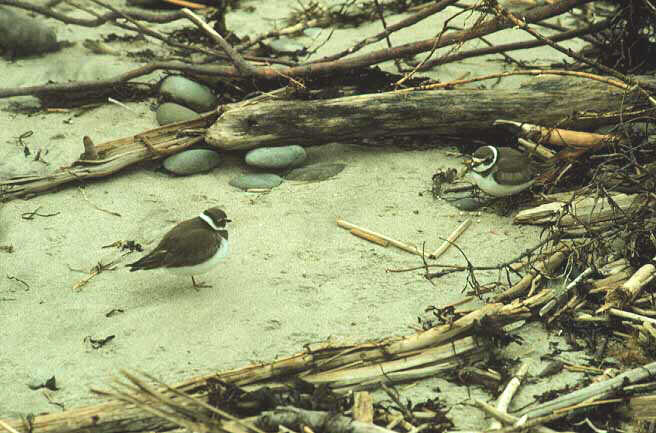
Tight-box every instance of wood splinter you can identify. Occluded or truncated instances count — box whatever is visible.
[82,136,98,160]
[336,218,422,256]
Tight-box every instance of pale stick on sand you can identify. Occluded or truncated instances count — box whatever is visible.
[429,218,472,259]
[350,228,390,247]
[336,218,422,256]
[488,361,531,430]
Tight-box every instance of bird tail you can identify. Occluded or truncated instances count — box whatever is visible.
[126,253,161,271]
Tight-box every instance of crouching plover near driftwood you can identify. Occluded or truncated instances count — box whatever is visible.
[465,146,536,197]
[127,207,231,289]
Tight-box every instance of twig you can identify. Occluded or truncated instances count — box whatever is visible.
[417,18,611,70]
[179,8,257,77]
[491,1,656,106]
[107,97,137,114]
[0,0,190,26]
[315,0,458,63]
[539,267,593,318]
[79,188,122,217]
[429,218,472,259]
[403,69,631,93]
[0,0,593,100]
[492,247,569,303]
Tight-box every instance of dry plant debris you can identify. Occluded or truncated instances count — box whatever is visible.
[0,1,655,433]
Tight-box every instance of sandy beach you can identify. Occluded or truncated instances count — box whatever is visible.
[0,1,591,428]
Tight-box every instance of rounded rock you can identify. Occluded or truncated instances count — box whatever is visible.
[159,76,217,112]
[156,103,200,125]
[229,173,283,190]
[0,7,58,57]
[451,197,493,211]
[162,149,221,176]
[245,145,307,169]
[285,163,346,182]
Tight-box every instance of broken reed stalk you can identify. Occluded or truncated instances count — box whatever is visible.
[429,218,472,259]
[517,361,656,418]
[488,361,530,430]
[351,228,390,247]
[0,294,549,433]
[517,137,555,160]
[601,257,656,311]
[607,308,656,326]
[352,392,374,423]
[336,218,422,256]
[475,400,558,433]
[513,193,640,226]
[494,120,621,149]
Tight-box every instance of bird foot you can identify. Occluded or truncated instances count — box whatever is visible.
[191,277,212,290]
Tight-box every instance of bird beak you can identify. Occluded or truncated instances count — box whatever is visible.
[225,219,232,223]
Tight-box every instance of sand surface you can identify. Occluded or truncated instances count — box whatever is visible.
[1,1,591,428]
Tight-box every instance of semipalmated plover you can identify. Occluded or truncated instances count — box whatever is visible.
[465,146,535,197]
[127,207,230,288]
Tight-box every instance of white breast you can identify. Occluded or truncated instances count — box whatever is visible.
[167,238,229,276]
[467,172,534,197]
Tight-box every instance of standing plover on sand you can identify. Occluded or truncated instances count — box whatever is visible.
[127,207,230,289]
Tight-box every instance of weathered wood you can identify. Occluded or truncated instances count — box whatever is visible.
[0,294,549,433]
[518,361,656,418]
[205,76,656,150]
[0,112,218,201]
[257,407,396,433]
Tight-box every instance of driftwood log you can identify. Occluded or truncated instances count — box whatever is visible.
[0,112,218,201]
[206,75,656,150]
[2,76,654,201]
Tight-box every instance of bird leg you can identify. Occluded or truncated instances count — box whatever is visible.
[191,276,212,290]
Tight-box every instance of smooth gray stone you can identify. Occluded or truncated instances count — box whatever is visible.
[451,196,494,211]
[229,173,283,190]
[156,103,200,125]
[162,149,221,176]
[285,163,346,181]
[159,76,217,112]
[269,37,306,54]
[0,7,58,57]
[245,145,306,169]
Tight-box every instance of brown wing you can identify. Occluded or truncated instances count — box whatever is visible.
[128,219,220,270]
[492,148,535,185]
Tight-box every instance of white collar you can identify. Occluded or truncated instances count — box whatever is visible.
[199,213,220,231]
